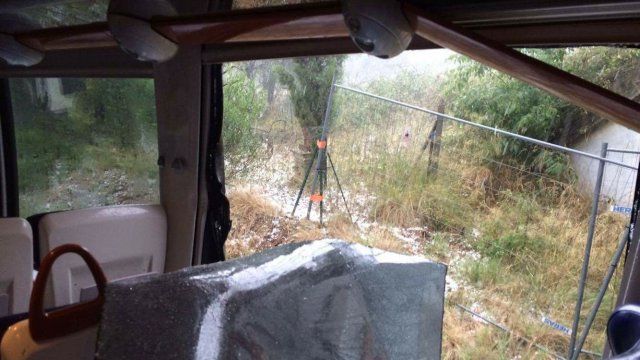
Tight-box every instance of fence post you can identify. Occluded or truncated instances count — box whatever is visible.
[571,227,629,360]
[568,142,608,358]
[427,101,445,175]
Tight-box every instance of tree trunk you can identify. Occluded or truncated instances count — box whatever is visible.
[266,75,277,104]
[301,126,314,154]
[559,112,575,146]
[428,100,445,175]
[296,126,327,185]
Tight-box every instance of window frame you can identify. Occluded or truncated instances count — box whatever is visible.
[0,78,19,218]
[0,1,233,272]
[0,55,217,272]
[7,76,162,218]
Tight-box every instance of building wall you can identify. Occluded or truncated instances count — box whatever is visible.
[571,122,640,208]
[34,78,74,114]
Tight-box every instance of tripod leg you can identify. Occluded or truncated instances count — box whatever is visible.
[291,147,318,217]
[306,173,319,220]
[327,152,353,223]
[319,170,325,226]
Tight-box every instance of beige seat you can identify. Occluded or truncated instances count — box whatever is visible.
[37,205,166,307]
[2,243,104,360]
[1,319,97,360]
[0,218,33,316]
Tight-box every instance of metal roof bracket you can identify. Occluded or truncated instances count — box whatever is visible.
[405,3,640,132]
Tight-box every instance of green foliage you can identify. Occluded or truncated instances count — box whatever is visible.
[560,47,640,98]
[335,69,437,131]
[223,66,266,159]
[277,56,345,131]
[11,79,84,191]
[477,231,544,262]
[365,70,438,107]
[472,192,551,276]
[13,78,156,190]
[15,113,79,191]
[443,50,568,176]
[10,78,158,215]
[369,153,473,230]
[20,0,106,27]
[73,78,155,148]
[463,257,504,286]
[442,47,640,177]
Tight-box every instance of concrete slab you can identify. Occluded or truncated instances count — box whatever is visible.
[97,239,446,360]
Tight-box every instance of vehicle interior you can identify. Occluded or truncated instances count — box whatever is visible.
[1,0,640,359]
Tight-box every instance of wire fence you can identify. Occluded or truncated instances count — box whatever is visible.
[223,68,635,358]
[328,85,632,358]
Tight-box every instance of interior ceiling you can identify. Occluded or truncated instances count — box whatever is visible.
[1,0,640,75]
[1,0,640,28]
[415,0,640,25]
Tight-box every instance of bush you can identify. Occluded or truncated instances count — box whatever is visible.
[223,67,266,162]
[441,48,640,178]
[370,155,473,231]
[463,258,504,286]
[73,78,155,148]
[476,231,545,262]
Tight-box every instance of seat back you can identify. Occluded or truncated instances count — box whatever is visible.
[0,218,33,316]
[1,244,104,360]
[37,205,166,307]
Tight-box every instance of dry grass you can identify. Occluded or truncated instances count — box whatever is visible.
[225,187,293,259]
[225,124,628,358]
[226,168,627,357]
[225,188,412,259]
[452,183,627,356]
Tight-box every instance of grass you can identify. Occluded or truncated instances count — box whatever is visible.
[18,139,159,217]
[333,119,627,355]
[450,187,625,356]
[224,136,627,357]
[225,187,411,259]
[221,80,628,358]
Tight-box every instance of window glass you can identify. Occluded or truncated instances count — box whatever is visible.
[10,78,159,217]
[10,0,107,30]
[221,47,639,357]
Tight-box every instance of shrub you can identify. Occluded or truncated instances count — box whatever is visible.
[223,67,266,163]
[476,231,545,263]
[463,258,504,286]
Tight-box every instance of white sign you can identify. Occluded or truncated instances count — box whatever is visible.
[611,205,633,215]
[541,316,572,335]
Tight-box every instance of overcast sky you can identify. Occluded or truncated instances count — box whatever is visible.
[343,49,456,86]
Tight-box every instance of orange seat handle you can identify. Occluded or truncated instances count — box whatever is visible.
[29,244,106,341]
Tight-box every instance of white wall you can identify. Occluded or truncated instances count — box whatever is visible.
[34,78,73,114]
[571,122,640,208]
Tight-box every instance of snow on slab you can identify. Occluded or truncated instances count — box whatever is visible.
[345,240,434,264]
[195,239,435,359]
[196,240,335,359]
